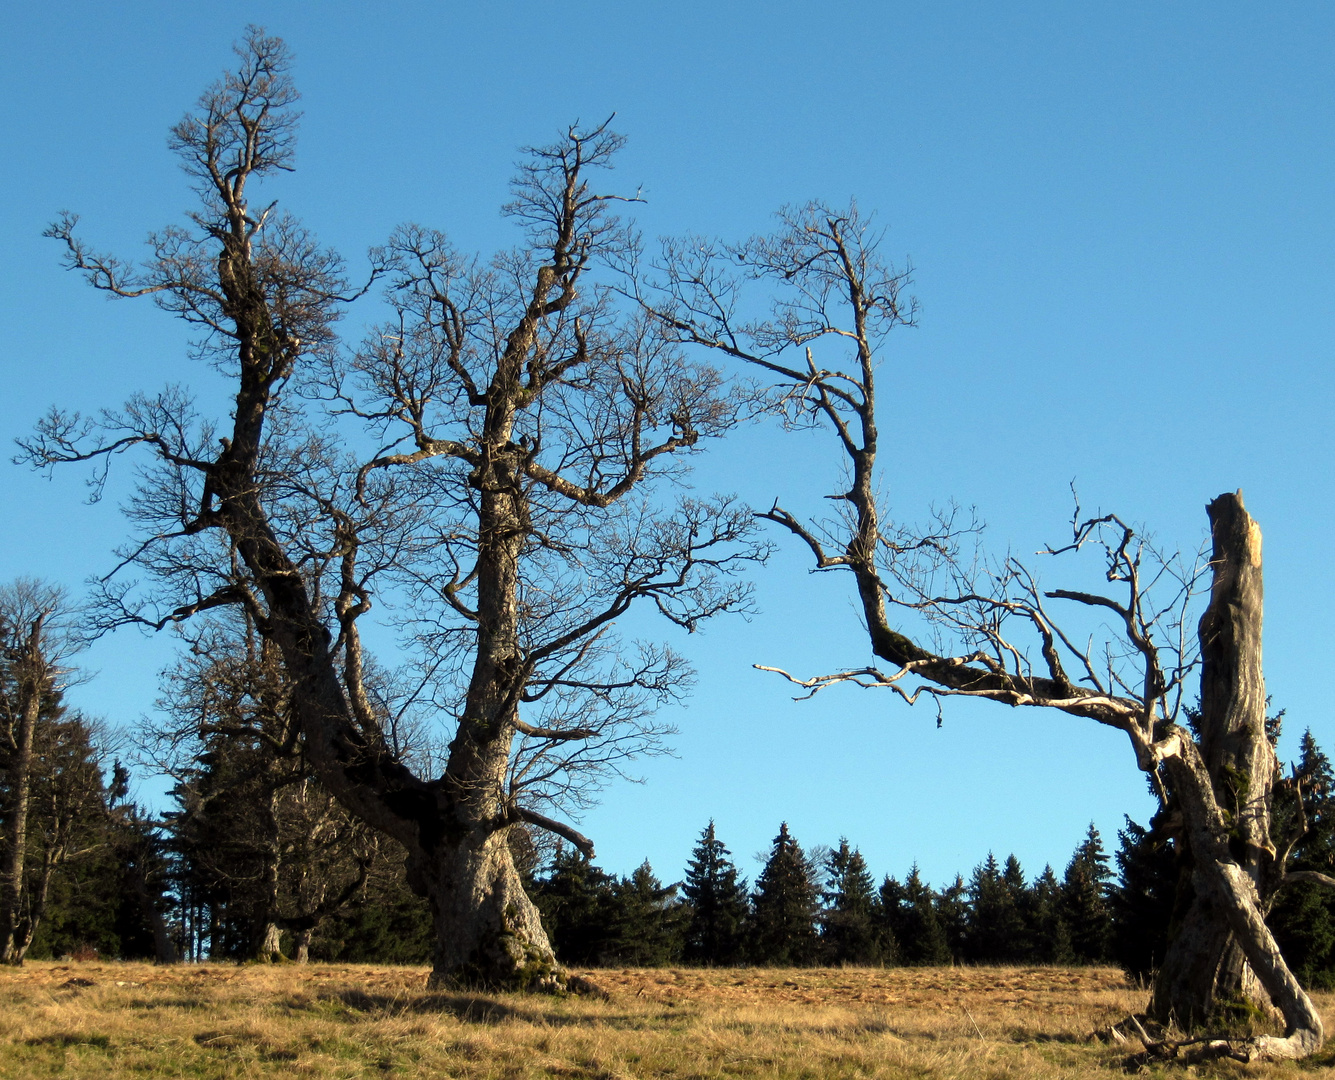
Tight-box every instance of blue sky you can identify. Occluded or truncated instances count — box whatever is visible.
[3,2,1334,889]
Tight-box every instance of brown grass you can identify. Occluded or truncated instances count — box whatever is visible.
[0,961,1332,1078]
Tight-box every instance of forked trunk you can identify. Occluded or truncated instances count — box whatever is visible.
[1152,889,1261,1027]
[419,826,559,990]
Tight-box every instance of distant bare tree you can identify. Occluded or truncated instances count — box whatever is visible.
[0,580,101,964]
[26,29,764,987]
[645,201,1325,1061]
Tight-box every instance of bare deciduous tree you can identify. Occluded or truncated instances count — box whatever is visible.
[644,200,1325,1061]
[26,29,763,988]
[0,579,99,964]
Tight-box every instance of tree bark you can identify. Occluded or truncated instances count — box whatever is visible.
[293,928,312,964]
[123,842,178,964]
[1153,888,1260,1027]
[417,826,559,990]
[259,922,284,961]
[1146,493,1321,1059]
[1151,493,1276,1027]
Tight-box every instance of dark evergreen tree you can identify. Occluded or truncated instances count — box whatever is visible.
[749,823,820,965]
[531,847,618,964]
[880,866,947,965]
[309,860,434,963]
[937,874,970,963]
[820,838,882,964]
[1025,864,1074,965]
[681,821,748,965]
[604,861,687,966]
[1,706,117,961]
[1062,824,1113,964]
[1109,817,1176,981]
[1270,730,1335,988]
[965,853,1026,963]
[158,622,394,961]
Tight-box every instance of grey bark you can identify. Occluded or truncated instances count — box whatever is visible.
[293,928,312,964]
[1152,494,1275,1028]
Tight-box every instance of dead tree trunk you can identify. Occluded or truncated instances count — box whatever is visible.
[1152,493,1276,1027]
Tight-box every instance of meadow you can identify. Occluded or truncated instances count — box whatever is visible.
[2,962,1334,1078]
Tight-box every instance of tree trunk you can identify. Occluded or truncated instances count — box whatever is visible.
[1153,889,1261,1027]
[418,825,559,990]
[125,849,178,964]
[259,922,284,962]
[293,928,312,964]
[1148,493,1322,1059]
[1152,493,1276,1027]
[0,617,45,965]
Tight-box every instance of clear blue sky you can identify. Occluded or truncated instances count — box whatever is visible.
[3,2,1334,889]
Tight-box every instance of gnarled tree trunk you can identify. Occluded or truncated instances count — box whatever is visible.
[416,827,558,989]
[1148,493,1321,1059]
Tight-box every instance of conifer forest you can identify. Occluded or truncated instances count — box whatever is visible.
[6,16,1335,1074]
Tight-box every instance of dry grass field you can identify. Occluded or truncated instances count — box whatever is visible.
[0,961,1332,1079]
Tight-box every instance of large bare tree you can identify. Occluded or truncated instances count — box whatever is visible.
[644,200,1327,1061]
[26,29,762,987]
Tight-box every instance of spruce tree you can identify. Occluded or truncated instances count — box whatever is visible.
[936,874,970,963]
[1062,824,1113,963]
[749,823,819,965]
[881,866,948,965]
[821,838,881,964]
[531,847,617,965]
[1025,864,1074,965]
[605,861,687,966]
[965,853,1027,963]
[681,821,748,965]
[1109,817,1176,981]
[1270,730,1335,987]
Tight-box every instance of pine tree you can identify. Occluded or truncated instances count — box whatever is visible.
[936,874,970,963]
[530,847,618,965]
[1270,730,1335,987]
[681,821,748,965]
[1025,864,1074,965]
[965,853,1027,963]
[1062,824,1113,963]
[881,866,948,965]
[821,838,882,964]
[749,823,819,965]
[604,861,687,966]
[1109,817,1176,981]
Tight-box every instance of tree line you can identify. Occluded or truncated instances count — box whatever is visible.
[6,609,1335,989]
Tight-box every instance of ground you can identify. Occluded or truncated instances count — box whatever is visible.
[0,962,1332,1078]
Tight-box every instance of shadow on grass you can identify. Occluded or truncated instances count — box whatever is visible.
[25,1033,111,1049]
[316,989,667,1030]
